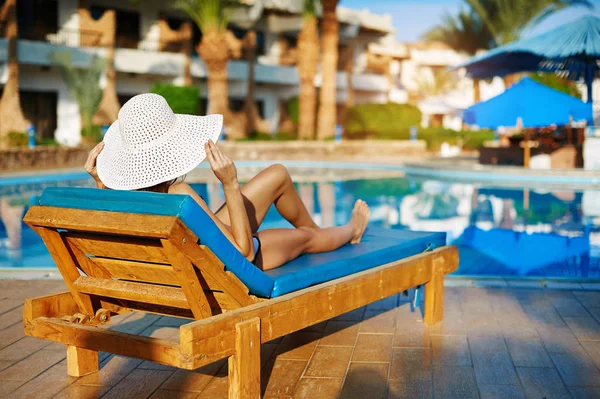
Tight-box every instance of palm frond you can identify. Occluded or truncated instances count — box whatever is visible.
[174,0,245,33]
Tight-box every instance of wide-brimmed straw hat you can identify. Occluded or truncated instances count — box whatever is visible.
[97,93,223,190]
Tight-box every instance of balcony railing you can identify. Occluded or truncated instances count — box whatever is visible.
[19,28,103,47]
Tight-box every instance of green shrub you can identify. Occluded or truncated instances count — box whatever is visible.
[287,97,299,125]
[81,125,103,144]
[7,131,28,147]
[416,128,494,151]
[344,103,422,140]
[236,131,296,141]
[150,83,201,115]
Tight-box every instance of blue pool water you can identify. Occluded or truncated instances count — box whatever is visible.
[1,168,598,280]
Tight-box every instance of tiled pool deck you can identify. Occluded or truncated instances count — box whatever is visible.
[0,280,599,398]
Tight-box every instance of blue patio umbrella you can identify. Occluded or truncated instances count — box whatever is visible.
[456,15,600,102]
[463,77,593,129]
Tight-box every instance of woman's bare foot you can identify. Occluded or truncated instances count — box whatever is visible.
[349,200,370,244]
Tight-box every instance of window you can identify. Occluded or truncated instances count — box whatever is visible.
[91,6,140,49]
[17,0,58,41]
[20,91,58,140]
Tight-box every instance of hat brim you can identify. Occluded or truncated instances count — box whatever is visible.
[97,113,223,190]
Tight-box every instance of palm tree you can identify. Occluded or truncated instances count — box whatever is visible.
[49,52,105,143]
[423,8,494,102]
[316,0,340,140]
[414,69,459,99]
[297,0,319,140]
[175,0,236,134]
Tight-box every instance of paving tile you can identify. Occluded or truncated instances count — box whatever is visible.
[431,335,471,366]
[427,313,465,336]
[549,351,600,387]
[569,387,600,399]
[261,343,279,368]
[54,384,111,399]
[102,369,173,399]
[388,348,431,398]
[432,365,479,399]
[320,321,359,346]
[8,362,76,399]
[351,334,392,362]
[293,378,343,399]
[339,362,388,399]
[160,360,224,392]
[149,389,199,399]
[0,348,65,381]
[276,331,321,360]
[304,346,352,378]
[478,384,525,399]
[262,359,307,398]
[360,309,396,334]
[394,306,430,347]
[581,340,600,369]
[333,307,366,321]
[469,335,519,385]
[563,317,600,341]
[536,326,585,354]
[573,292,600,308]
[0,306,23,330]
[198,375,228,399]
[463,314,501,337]
[76,355,142,387]
[506,337,553,367]
[366,294,399,311]
[0,336,50,363]
[516,367,571,399]
[0,360,13,372]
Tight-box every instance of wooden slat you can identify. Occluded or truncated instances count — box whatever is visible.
[228,318,261,398]
[162,239,213,319]
[179,246,458,368]
[24,317,182,367]
[74,276,190,309]
[90,258,180,285]
[69,245,112,278]
[24,206,178,238]
[170,220,255,307]
[424,256,445,324]
[64,233,170,264]
[34,227,96,316]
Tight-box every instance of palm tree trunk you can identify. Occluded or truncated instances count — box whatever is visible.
[243,31,257,136]
[0,0,29,147]
[473,78,480,103]
[198,31,234,135]
[316,0,339,140]
[297,15,319,140]
[91,9,119,127]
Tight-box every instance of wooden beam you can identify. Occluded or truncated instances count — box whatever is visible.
[25,317,182,367]
[179,247,458,368]
[65,233,170,264]
[424,256,444,325]
[23,291,80,322]
[67,346,98,377]
[229,318,261,399]
[34,227,96,316]
[162,239,213,319]
[24,206,178,238]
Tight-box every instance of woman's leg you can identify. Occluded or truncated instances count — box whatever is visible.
[255,201,370,270]
[215,164,318,232]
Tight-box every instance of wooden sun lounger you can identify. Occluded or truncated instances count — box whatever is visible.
[22,188,458,398]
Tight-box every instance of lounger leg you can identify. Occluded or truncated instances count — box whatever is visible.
[424,257,445,325]
[66,345,98,377]
[228,318,261,399]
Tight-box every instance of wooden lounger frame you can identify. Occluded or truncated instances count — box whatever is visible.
[23,206,458,398]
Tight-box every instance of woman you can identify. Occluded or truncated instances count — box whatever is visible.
[86,93,369,271]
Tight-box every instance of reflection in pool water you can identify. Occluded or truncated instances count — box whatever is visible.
[1,171,598,279]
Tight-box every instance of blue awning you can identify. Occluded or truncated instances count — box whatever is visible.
[463,77,592,129]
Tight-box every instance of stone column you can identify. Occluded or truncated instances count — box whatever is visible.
[0,0,30,148]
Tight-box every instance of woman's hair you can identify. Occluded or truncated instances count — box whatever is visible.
[137,175,187,193]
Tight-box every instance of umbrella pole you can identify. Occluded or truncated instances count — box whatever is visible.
[586,62,594,104]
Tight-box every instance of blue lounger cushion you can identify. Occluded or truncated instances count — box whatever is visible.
[37,187,446,298]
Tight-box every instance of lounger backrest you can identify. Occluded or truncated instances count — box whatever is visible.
[23,187,275,319]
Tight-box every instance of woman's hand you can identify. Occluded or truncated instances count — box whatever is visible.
[205,140,238,188]
[85,142,105,189]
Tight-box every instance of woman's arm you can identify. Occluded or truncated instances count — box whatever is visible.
[199,140,254,259]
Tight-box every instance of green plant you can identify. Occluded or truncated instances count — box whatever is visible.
[344,103,422,140]
[236,131,296,141]
[529,72,582,99]
[7,131,28,147]
[150,83,201,115]
[81,125,103,144]
[48,51,105,141]
[36,137,59,146]
[287,97,300,126]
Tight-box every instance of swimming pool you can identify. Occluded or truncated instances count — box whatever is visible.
[1,165,598,281]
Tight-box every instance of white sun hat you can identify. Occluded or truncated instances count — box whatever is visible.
[97,93,223,190]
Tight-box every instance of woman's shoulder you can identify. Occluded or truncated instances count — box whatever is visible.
[168,182,192,194]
